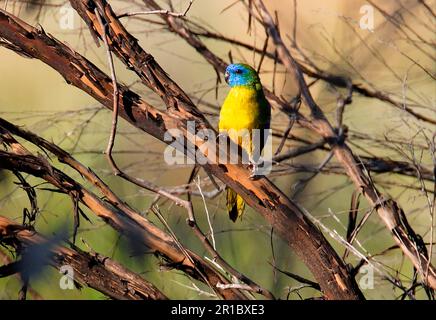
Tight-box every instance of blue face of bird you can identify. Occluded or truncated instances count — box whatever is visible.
[225,63,260,87]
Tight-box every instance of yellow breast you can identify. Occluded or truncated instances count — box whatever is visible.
[218,86,262,132]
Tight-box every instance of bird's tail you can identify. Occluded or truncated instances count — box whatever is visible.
[226,187,245,222]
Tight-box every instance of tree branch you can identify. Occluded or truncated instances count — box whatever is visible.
[0,215,167,300]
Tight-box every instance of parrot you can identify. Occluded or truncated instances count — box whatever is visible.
[219,63,271,222]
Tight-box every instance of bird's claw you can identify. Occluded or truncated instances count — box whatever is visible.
[216,132,228,142]
[248,160,260,180]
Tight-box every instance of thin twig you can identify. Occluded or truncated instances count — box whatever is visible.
[118,0,193,19]
[94,7,120,175]
[195,176,216,250]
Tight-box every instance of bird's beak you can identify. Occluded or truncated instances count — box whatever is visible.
[224,71,230,84]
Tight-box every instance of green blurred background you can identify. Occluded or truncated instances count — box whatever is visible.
[0,0,434,299]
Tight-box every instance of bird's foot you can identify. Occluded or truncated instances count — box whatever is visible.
[216,132,228,143]
[248,160,260,180]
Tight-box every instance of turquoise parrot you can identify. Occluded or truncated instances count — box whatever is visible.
[219,63,271,222]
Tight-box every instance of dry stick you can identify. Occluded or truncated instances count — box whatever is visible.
[253,0,436,290]
[334,83,353,127]
[0,216,168,300]
[428,133,436,284]
[94,7,120,175]
[292,151,334,198]
[419,0,436,18]
[274,119,294,156]
[117,0,193,19]
[195,176,216,250]
[344,207,375,260]
[344,191,361,259]
[256,32,269,74]
[272,138,325,163]
[216,283,257,292]
[292,0,297,43]
[274,96,301,156]
[12,170,38,227]
[270,263,321,292]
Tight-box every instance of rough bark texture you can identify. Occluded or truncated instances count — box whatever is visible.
[0,216,167,300]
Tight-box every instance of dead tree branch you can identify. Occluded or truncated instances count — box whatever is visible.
[0,215,167,300]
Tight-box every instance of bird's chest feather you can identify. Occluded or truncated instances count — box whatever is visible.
[219,86,264,131]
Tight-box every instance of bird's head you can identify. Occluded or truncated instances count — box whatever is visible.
[225,63,260,88]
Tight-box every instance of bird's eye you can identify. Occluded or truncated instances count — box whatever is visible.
[235,69,243,74]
